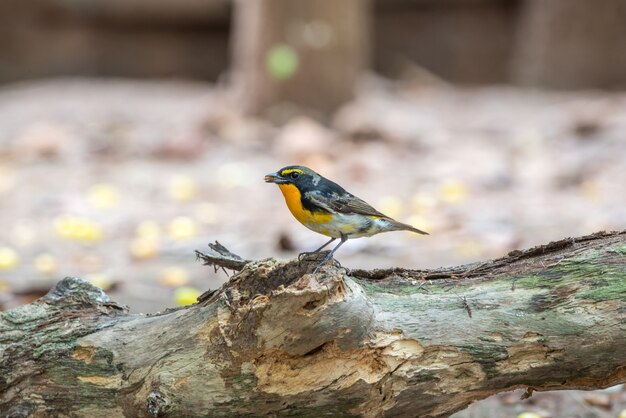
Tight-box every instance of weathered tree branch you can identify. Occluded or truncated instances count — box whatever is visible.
[1,231,625,417]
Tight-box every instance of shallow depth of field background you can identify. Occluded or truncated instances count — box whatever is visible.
[0,1,625,417]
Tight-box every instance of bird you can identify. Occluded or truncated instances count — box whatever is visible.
[264,165,428,271]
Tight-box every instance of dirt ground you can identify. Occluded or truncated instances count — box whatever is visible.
[0,77,624,417]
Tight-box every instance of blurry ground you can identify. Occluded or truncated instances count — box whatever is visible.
[0,77,624,417]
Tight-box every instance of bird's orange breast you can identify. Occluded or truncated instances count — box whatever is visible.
[278,184,332,225]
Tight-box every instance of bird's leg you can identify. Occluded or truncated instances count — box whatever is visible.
[298,237,336,261]
[313,234,347,273]
[312,237,338,253]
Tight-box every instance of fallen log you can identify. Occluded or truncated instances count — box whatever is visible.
[1,231,625,417]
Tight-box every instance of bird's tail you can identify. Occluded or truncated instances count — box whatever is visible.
[387,219,429,235]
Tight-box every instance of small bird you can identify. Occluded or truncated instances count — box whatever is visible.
[264,165,428,270]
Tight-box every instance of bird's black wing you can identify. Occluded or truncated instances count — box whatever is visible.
[305,190,388,218]
[305,176,429,235]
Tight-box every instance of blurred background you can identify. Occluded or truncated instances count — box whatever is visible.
[0,0,625,416]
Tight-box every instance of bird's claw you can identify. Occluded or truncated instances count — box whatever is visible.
[298,250,328,263]
[297,250,337,273]
[298,251,315,261]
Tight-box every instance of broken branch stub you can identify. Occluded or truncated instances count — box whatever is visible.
[195,241,251,271]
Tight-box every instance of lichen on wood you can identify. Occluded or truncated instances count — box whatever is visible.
[1,231,625,417]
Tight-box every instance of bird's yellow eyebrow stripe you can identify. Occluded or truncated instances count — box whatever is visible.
[280,168,305,176]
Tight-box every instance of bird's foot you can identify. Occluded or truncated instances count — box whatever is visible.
[298,250,328,262]
[297,251,336,273]
[298,251,318,261]
[311,253,342,274]
[311,260,326,274]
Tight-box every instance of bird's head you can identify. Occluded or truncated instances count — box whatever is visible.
[264,166,318,188]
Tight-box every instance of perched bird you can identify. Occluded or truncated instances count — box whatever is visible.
[264,165,428,270]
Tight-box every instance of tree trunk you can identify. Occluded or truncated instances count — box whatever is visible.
[231,0,370,119]
[512,0,626,89]
[1,231,625,417]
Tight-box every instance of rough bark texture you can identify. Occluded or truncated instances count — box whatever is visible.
[1,231,625,418]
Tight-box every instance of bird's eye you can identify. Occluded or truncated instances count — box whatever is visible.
[290,172,300,179]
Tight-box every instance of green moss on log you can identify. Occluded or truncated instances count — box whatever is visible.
[460,344,508,378]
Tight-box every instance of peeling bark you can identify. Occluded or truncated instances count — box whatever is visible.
[1,231,625,418]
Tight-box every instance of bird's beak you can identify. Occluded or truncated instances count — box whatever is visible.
[264,172,287,184]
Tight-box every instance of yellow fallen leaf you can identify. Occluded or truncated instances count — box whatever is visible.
[517,413,541,418]
[440,180,469,204]
[618,409,626,418]
[53,215,103,243]
[168,217,198,240]
[84,273,112,291]
[174,286,201,306]
[129,238,160,260]
[160,267,190,287]
[34,253,57,275]
[54,214,78,238]
[167,175,197,202]
[87,184,120,209]
[136,220,161,239]
[74,221,104,243]
[0,247,19,270]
